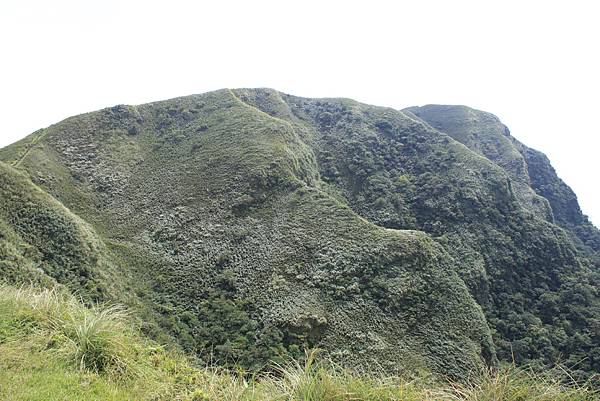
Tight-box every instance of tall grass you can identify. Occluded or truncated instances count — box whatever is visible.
[61,304,131,373]
[446,364,598,401]
[1,284,597,400]
[188,351,598,401]
[262,350,435,401]
[0,285,137,375]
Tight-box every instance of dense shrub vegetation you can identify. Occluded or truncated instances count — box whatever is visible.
[0,88,599,389]
[275,94,600,380]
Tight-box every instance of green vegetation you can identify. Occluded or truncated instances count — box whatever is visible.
[403,105,600,377]
[0,284,199,400]
[0,162,114,299]
[0,284,596,400]
[269,93,600,379]
[0,88,599,395]
[0,90,495,380]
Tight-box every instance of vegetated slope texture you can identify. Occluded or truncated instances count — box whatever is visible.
[1,88,598,382]
[405,104,600,260]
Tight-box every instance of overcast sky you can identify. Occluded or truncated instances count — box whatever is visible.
[1,1,598,226]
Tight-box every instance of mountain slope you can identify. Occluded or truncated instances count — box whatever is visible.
[405,104,600,259]
[231,90,600,376]
[0,90,494,380]
[1,89,599,380]
[0,161,118,299]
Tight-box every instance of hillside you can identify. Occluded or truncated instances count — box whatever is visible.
[1,88,599,386]
[405,104,600,260]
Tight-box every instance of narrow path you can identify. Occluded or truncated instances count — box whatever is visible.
[227,88,295,129]
[14,129,48,167]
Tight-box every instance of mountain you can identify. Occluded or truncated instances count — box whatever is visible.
[405,104,600,260]
[1,88,599,381]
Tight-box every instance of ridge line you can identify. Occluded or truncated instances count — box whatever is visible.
[14,129,49,168]
[227,89,294,129]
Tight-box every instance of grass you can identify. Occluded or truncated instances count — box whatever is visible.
[447,364,598,401]
[0,284,597,400]
[250,351,437,401]
[0,285,131,375]
[60,304,131,373]
[0,284,197,400]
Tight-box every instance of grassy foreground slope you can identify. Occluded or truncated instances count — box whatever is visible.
[0,285,189,400]
[0,284,596,401]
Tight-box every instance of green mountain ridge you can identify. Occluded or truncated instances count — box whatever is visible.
[1,88,599,382]
[405,104,600,256]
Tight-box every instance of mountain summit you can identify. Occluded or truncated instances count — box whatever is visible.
[1,88,599,380]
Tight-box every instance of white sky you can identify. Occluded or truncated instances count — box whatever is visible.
[1,0,598,226]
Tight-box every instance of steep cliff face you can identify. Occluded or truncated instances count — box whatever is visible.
[403,105,553,221]
[520,147,600,257]
[1,89,598,379]
[406,104,600,260]
[400,104,600,374]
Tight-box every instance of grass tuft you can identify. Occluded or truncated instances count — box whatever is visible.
[446,364,598,401]
[60,304,131,373]
[0,285,137,375]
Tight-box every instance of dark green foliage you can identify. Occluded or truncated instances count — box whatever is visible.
[0,163,110,301]
[151,270,321,371]
[275,94,600,379]
[403,105,600,379]
[0,88,598,383]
